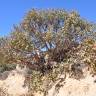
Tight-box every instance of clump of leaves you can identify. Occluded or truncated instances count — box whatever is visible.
[19,9,94,62]
[0,64,16,73]
[27,71,44,92]
[82,39,96,73]
[67,38,96,75]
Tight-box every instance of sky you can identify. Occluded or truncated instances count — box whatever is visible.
[0,0,96,36]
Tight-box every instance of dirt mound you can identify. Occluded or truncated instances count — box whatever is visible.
[1,65,96,96]
[47,72,96,96]
[0,66,28,96]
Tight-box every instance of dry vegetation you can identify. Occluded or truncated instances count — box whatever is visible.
[0,9,96,96]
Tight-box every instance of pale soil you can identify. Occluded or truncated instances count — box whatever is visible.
[0,69,28,96]
[0,66,96,96]
[47,72,96,96]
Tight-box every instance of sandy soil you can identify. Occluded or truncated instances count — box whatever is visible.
[0,66,96,96]
[47,72,96,96]
[0,69,28,96]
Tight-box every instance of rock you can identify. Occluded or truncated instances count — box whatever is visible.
[0,71,10,80]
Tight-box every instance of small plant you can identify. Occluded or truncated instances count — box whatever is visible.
[0,87,9,96]
[0,64,16,73]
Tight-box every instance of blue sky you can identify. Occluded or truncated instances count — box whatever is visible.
[0,0,96,36]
